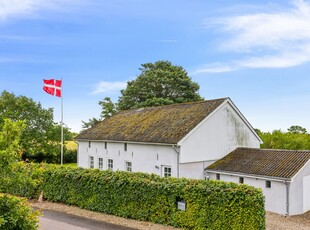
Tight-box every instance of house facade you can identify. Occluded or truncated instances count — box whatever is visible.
[205,148,310,215]
[76,98,262,179]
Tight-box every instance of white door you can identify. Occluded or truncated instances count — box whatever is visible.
[303,175,310,213]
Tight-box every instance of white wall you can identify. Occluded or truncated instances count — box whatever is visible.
[179,102,260,164]
[179,160,215,179]
[78,141,178,177]
[289,161,310,215]
[207,173,287,215]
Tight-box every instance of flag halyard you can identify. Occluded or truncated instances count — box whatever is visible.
[43,79,62,97]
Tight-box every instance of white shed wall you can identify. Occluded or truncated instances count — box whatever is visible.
[289,161,310,215]
[179,160,215,179]
[180,102,260,163]
[207,173,287,215]
[78,141,178,177]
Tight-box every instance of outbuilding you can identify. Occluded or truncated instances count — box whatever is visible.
[205,147,310,215]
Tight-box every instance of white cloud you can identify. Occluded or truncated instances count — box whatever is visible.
[92,81,127,95]
[191,64,237,75]
[0,0,87,22]
[197,0,310,73]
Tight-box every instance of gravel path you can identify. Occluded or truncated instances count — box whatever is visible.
[31,200,310,229]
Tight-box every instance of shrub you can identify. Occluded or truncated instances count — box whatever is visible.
[1,163,265,229]
[0,194,40,230]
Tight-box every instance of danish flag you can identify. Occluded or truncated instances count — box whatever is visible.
[43,79,62,97]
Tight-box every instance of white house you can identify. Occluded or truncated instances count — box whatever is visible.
[75,98,261,179]
[205,148,310,215]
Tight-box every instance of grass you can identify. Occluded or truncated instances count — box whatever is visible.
[63,163,78,168]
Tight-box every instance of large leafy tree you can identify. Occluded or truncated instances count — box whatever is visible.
[118,60,203,110]
[0,91,73,156]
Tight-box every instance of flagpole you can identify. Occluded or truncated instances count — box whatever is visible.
[61,78,64,166]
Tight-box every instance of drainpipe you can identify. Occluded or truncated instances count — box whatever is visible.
[172,145,180,178]
[285,181,290,216]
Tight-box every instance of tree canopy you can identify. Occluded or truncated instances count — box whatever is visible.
[118,60,203,110]
[0,91,74,156]
[257,126,310,150]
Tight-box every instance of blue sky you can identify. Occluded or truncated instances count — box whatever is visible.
[0,0,309,133]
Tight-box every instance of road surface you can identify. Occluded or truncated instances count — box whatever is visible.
[39,209,137,230]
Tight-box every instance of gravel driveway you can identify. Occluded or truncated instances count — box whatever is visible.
[31,200,310,229]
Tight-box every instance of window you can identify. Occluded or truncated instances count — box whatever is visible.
[216,173,220,180]
[126,161,132,172]
[89,156,94,168]
[104,142,107,149]
[124,143,127,151]
[266,180,271,188]
[108,159,113,170]
[163,166,172,178]
[88,141,91,148]
[98,158,103,170]
[239,177,244,184]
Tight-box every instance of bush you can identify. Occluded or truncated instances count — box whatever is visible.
[1,163,265,229]
[0,194,40,230]
[22,149,77,164]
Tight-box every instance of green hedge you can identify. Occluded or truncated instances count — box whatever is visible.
[1,163,265,229]
[0,194,40,230]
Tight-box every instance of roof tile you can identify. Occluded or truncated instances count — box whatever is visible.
[206,148,310,179]
[75,98,227,144]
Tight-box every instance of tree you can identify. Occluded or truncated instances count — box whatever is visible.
[0,119,25,173]
[99,97,118,118]
[81,97,118,130]
[259,127,310,150]
[0,91,75,157]
[287,125,307,134]
[118,60,203,110]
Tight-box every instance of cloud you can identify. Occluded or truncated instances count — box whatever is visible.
[92,81,127,95]
[196,0,310,74]
[191,64,237,75]
[0,0,87,22]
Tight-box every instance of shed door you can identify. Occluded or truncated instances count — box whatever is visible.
[303,175,310,213]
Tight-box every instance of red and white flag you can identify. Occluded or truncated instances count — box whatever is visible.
[43,79,62,97]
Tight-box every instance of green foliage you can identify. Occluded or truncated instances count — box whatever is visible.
[287,125,307,134]
[1,163,265,229]
[0,91,75,158]
[259,127,310,150]
[99,97,118,119]
[0,119,25,183]
[21,148,77,164]
[81,117,101,130]
[0,194,40,230]
[81,97,118,130]
[118,60,203,110]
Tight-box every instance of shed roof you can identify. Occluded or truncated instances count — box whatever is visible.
[206,148,310,179]
[75,98,227,144]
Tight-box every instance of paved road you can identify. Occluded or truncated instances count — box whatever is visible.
[39,209,137,230]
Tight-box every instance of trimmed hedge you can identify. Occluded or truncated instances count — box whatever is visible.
[1,163,265,229]
[0,194,40,230]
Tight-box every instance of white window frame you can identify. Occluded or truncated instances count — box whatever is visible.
[98,157,104,170]
[89,156,94,169]
[107,158,113,170]
[125,161,132,172]
[162,166,172,178]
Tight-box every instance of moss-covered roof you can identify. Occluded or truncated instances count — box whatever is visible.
[75,98,227,144]
[206,148,310,179]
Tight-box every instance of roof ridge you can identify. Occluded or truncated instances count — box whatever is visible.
[121,97,229,113]
[236,147,310,152]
